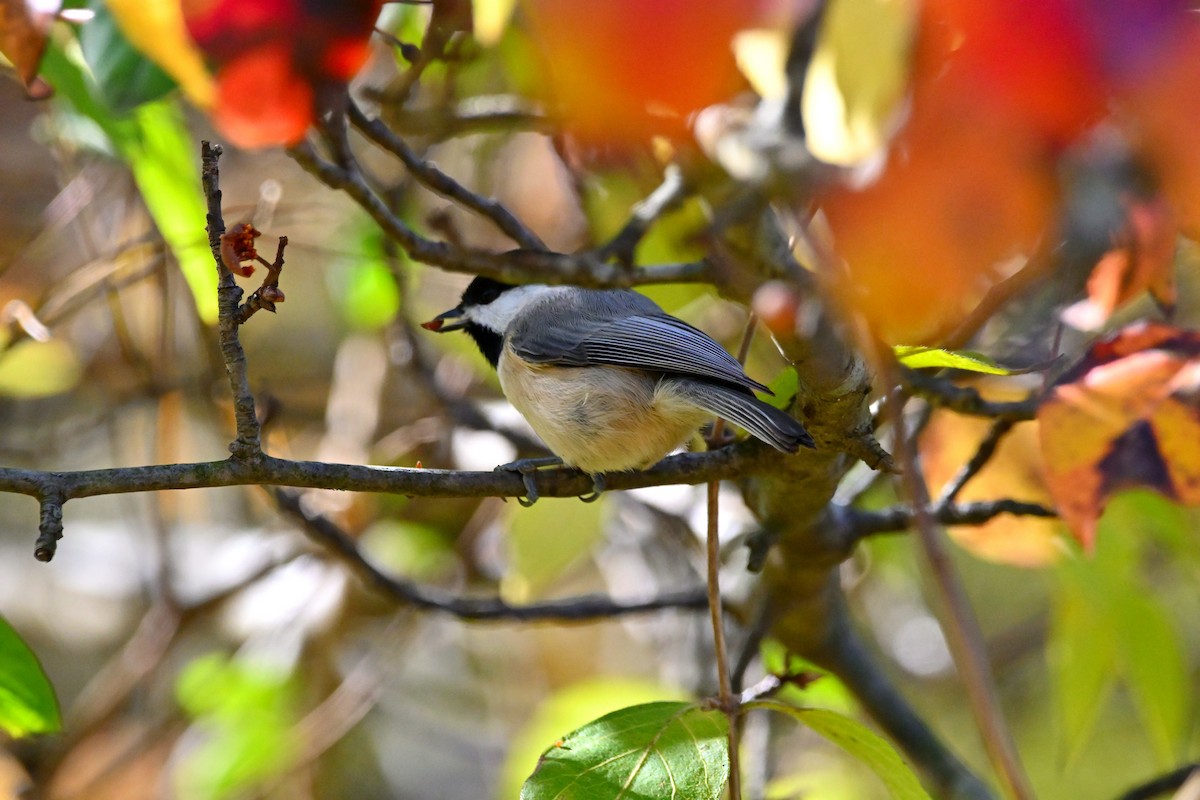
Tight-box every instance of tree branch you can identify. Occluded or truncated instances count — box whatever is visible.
[1114,764,1200,800]
[838,498,1057,543]
[596,163,689,264]
[937,418,1017,505]
[288,140,711,288]
[880,354,1035,800]
[2,444,794,560]
[270,488,706,620]
[202,141,262,460]
[906,370,1039,421]
[348,101,548,251]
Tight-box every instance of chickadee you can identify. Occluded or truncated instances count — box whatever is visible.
[423,277,813,501]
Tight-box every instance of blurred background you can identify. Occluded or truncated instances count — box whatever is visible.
[2,1,1200,799]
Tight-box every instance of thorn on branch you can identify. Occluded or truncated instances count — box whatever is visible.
[34,488,65,562]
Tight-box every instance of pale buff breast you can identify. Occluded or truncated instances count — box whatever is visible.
[497,348,712,473]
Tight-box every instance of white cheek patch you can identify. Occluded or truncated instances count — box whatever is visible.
[467,285,567,332]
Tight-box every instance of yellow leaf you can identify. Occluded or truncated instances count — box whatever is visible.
[734,28,790,100]
[802,0,915,165]
[473,0,518,46]
[106,0,215,107]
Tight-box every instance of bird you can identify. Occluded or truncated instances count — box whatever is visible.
[422,276,813,503]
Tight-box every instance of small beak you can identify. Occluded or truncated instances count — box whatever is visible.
[421,306,468,332]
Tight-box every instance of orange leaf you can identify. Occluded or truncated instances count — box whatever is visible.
[1038,322,1200,549]
[0,0,57,96]
[520,0,762,146]
[921,382,1062,567]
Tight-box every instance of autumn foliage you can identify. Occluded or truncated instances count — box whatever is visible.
[519,0,762,146]
[182,0,383,147]
[823,0,1200,344]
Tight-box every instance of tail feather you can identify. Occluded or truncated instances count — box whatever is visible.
[682,381,814,453]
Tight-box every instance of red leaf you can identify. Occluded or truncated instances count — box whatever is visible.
[183,0,382,147]
[1038,323,1200,549]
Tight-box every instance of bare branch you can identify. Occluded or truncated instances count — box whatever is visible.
[288,140,711,288]
[878,351,1035,800]
[348,101,547,251]
[839,498,1058,543]
[1114,764,1200,800]
[235,235,288,323]
[596,164,689,264]
[906,370,1039,421]
[937,418,1017,505]
[34,486,65,562]
[270,488,706,621]
[202,141,261,460]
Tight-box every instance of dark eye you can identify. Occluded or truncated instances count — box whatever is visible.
[480,288,499,304]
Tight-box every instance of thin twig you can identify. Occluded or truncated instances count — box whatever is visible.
[705,312,760,800]
[596,164,689,264]
[0,441,781,502]
[288,140,710,288]
[202,141,261,460]
[369,97,551,138]
[706,480,740,799]
[906,370,1040,421]
[839,498,1057,543]
[348,101,547,251]
[235,236,289,323]
[875,345,1034,800]
[937,418,1017,505]
[271,487,707,621]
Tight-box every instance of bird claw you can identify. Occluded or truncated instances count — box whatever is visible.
[578,474,606,503]
[496,456,563,506]
[496,457,605,504]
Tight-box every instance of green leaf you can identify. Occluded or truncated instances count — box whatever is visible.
[1048,494,1194,767]
[0,339,83,397]
[40,40,218,322]
[521,701,729,800]
[1111,586,1189,765]
[0,615,62,738]
[120,102,217,323]
[894,346,1013,375]
[501,679,687,800]
[79,4,177,112]
[759,640,859,715]
[764,367,799,410]
[750,701,931,800]
[175,654,299,800]
[1047,572,1119,765]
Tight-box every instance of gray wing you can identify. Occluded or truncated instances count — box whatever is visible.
[508,289,770,394]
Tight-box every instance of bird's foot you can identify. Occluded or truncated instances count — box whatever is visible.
[578,473,606,504]
[495,456,563,506]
